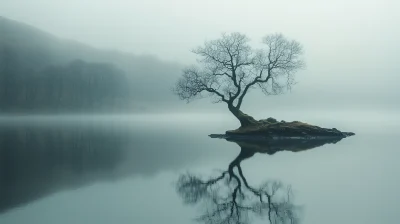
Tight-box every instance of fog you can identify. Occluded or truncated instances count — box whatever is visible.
[1,3,400,223]
[0,0,399,115]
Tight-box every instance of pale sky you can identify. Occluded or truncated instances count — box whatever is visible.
[1,0,398,61]
[0,0,399,114]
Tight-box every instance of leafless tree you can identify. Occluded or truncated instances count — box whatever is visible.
[174,33,304,127]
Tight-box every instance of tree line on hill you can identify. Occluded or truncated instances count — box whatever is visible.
[0,52,131,112]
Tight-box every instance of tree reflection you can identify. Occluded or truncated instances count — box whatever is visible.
[177,137,344,224]
[177,148,301,224]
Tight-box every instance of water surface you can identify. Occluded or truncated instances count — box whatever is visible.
[0,115,399,224]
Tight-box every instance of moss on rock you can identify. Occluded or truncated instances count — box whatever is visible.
[226,119,354,138]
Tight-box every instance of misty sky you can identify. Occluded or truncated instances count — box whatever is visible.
[0,0,399,114]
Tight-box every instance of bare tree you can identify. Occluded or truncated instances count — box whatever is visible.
[174,33,304,127]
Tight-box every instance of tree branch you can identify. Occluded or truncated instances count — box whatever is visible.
[174,32,304,116]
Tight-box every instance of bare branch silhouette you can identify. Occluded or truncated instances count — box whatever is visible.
[174,33,304,127]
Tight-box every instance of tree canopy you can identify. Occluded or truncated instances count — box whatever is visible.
[174,33,304,127]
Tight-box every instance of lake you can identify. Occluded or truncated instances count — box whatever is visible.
[0,113,399,224]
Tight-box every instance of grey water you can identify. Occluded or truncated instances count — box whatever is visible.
[0,114,399,224]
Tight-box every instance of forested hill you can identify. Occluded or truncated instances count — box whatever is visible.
[0,16,181,113]
[1,59,130,112]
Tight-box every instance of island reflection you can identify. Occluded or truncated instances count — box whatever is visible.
[176,137,345,224]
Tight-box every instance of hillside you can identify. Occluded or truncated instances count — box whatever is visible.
[0,16,181,113]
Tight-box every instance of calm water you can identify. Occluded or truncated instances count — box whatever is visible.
[0,114,399,224]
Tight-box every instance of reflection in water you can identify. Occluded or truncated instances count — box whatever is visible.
[0,120,236,215]
[177,137,346,224]
[0,123,128,213]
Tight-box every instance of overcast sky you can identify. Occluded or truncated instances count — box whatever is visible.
[0,0,399,115]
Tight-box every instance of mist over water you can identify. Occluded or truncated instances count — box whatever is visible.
[0,0,399,223]
[1,0,399,113]
[0,114,399,224]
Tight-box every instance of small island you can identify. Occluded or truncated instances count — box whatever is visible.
[211,115,355,141]
[174,32,355,139]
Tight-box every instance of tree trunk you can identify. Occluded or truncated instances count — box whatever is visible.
[228,104,258,128]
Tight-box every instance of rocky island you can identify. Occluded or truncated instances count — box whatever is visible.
[210,114,355,141]
[210,116,354,156]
